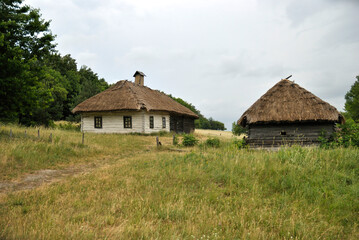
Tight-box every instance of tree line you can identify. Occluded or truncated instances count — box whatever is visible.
[1,0,226,130]
[0,0,109,126]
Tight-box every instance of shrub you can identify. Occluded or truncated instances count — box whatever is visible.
[319,119,359,148]
[232,138,247,149]
[182,134,198,147]
[205,138,221,148]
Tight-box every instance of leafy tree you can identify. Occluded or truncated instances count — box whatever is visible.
[0,0,55,124]
[345,76,359,121]
[72,66,109,108]
[232,122,247,136]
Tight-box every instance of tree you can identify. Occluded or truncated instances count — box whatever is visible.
[345,76,359,122]
[232,122,247,136]
[0,0,55,124]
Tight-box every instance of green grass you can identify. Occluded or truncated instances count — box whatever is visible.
[0,124,154,180]
[0,124,358,239]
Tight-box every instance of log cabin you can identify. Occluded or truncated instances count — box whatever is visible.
[72,71,198,133]
[237,78,344,147]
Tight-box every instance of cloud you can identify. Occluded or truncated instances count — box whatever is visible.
[26,0,359,129]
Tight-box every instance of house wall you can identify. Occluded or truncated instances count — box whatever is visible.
[81,111,170,133]
[247,122,335,147]
[144,112,170,133]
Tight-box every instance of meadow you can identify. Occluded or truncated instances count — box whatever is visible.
[0,124,358,239]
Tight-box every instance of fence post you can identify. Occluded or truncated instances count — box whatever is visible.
[156,136,159,147]
[10,129,12,138]
[49,133,52,143]
[38,129,40,138]
[24,130,27,137]
[82,132,84,145]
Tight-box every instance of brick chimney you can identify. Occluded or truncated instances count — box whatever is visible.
[133,71,146,86]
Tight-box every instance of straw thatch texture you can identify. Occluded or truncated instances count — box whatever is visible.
[238,79,344,126]
[72,80,198,118]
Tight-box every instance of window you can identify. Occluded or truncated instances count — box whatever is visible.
[124,116,132,128]
[149,116,154,129]
[162,117,166,128]
[280,130,286,136]
[94,116,102,128]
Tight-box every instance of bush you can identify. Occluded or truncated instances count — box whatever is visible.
[319,119,359,148]
[182,134,198,147]
[233,138,247,149]
[205,138,221,148]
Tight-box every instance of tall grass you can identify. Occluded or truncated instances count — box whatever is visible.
[0,137,358,239]
[0,124,155,180]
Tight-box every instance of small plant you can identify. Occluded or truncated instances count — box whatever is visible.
[233,138,247,149]
[205,138,221,148]
[182,134,198,147]
[173,135,179,145]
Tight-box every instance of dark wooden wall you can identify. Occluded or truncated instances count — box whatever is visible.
[247,122,335,147]
[170,115,195,133]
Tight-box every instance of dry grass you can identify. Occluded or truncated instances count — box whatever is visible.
[194,129,243,140]
[0,124,358,239]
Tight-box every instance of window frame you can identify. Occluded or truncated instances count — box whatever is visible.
[162,117,166,129]
[123,116,132,129]
[149,116,154,129]
[94,116,102,129]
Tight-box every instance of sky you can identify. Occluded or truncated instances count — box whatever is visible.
[26,0,359,130]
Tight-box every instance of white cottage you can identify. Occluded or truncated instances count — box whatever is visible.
[72,71,198,133]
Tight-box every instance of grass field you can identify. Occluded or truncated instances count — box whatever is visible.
[0,124,358,239]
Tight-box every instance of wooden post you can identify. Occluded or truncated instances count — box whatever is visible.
[173,134,176,145]
[156,136,159,147]
[10,129,12,138]
[49,133,52,143]
[82,132,84,145]
[24,130,27,137]
[38,129,40,138]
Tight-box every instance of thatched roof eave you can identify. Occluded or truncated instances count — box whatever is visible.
[237,79,344,127]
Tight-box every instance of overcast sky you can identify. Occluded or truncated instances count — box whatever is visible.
[27,0,359,129]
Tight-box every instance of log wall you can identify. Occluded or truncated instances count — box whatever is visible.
[170,115,195,133]
[247,122,335,147]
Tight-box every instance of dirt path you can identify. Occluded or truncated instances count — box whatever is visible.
[0,163,99,194]
[0,150,185,194]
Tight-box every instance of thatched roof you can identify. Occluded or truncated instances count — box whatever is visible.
[72,80,199,118]
[238,79,344,126]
